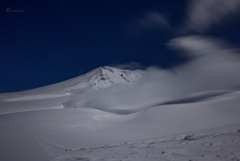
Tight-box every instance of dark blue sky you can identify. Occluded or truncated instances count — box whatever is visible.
[1,0,240,93]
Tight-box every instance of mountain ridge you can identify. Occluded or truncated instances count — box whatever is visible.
[87,66,143,90]
[0,66,144,102]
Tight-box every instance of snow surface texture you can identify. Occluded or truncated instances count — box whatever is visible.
[48,124,240,161]
[1,66,240,161]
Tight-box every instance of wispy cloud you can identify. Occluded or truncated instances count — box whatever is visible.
[168,35,240,90]
[63,36,240,115]
[186,0,240,33]
[127,11,170,33]
[110,62,143,70]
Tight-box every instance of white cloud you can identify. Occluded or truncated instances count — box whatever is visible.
[110,62,143,70]
[168,35,240,90]
[138,12,169,28]
[168,35,238,57]
[127,11,170,33]
[186,0,240,32]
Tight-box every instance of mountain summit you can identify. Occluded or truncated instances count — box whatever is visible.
[86,66,143,90]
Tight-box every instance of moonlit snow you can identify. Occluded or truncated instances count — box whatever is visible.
[1,66,240,161]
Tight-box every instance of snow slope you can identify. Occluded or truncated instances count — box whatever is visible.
[0,66,240,161]
[0,66,143,114]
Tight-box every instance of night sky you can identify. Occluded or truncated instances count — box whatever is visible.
[1,0,240,93]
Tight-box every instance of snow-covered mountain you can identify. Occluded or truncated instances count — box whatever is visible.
[63,66,144,92]
[0,66,143,101]
[1,66,240,161]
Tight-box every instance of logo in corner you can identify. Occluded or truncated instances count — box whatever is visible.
[6,8,24,13]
